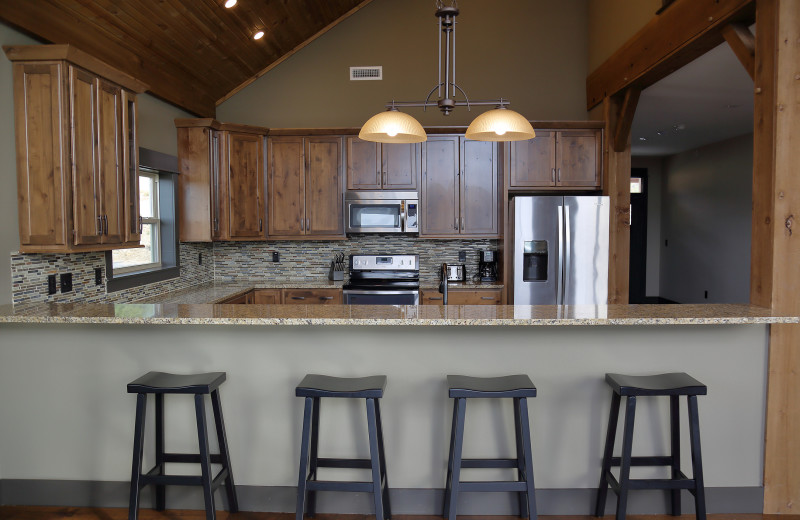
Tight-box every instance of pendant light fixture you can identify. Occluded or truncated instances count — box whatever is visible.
[358,0,535,144]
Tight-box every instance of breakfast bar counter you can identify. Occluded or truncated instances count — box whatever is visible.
[0,303,796,514]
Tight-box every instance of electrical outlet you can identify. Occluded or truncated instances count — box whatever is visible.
[272,252,280,262]
[60,273,73,293]
[47,274,57,295]
[95,267,103,286]
[458,250,467,262]
[704,290,708,299]
[198,252,203,265]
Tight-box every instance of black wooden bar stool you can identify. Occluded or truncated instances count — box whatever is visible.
[295,374,390,520]
[594,372,707,520]
[444,374,537,520]
[127,371,238,520]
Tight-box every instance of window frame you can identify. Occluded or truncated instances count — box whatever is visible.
[112,168,162,275]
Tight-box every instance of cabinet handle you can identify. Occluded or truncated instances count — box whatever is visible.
[139,216,143,234]
[454,218,459,230]
[428,296,443,301]
[306,218,310,231]
[259,218,263,232]
[383,171,387,186]
[460,217,464,231]
[557,168,562,183]
[300,219,304,231]
[97,216,103,236]
[320,296,333,300]
[214,217,219,233]
[551,168,556,184]
[103,215,108,235]
[291,296,306,300]
[481,296,495,300]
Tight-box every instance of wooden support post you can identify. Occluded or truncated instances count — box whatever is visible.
[722,23,756,80]
[602,95,631,304]
[756,0,800,513]
[613,88,641,153]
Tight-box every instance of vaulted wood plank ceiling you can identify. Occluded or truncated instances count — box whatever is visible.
[0,0,372,117]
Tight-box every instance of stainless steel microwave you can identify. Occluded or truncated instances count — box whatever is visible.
[345,191,419,234]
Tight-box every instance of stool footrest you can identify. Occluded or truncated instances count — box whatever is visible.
[161,452,224,465]
[306,480,374,493]
[458,481,528,493]
[604,469,695,492]
[460,458,520,469]
[141,467,230,489]
[610,455,673,467]
[317,457,372,469]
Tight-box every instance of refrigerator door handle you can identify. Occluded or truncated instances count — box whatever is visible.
[564,204,571,305]
[557,204,564,305]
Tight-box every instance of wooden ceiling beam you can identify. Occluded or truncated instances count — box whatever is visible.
[217,0,374,106]
[586,0,755,110]
[722,22,756,80]
[612,88,641,153]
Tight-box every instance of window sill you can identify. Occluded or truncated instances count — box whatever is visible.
[106,265,180,293]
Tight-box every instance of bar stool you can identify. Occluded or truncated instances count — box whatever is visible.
[127,371,238,520]
[594,372,707,520]
[295,374,390,520]
[444,374,537,520]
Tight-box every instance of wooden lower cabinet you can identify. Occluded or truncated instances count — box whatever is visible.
[253,289,281,304]
[420,288,502,305]
[221,291,253,304]
[283,288,342,304]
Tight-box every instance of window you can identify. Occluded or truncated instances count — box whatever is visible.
[106,147,179,292]
[112,168,161,273]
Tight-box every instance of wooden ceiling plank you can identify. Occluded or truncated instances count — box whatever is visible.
[586,0,755,110]
[217,0,375,106]
[0,0,216,116]
[722,22,756,80]
[612,88,641,153]
[197,0,275,61]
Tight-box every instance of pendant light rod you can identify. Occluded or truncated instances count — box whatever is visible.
[384,99,511,110]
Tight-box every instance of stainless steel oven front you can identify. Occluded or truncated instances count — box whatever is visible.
[342,289,420,305]
[345,191,419,234]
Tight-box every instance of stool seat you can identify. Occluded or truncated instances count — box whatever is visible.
[448,374,537,398]
[296,374,386,398]
[127,371,226,394]
[605,372,707,396]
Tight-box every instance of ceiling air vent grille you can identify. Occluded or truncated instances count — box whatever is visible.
[350,66,382,81]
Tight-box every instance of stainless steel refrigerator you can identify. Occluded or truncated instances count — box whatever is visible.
[510,196,609,305]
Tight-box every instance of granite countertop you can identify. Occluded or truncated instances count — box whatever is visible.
[0,302,796,326]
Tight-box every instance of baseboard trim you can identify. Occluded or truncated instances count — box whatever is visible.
[0,480,763,514]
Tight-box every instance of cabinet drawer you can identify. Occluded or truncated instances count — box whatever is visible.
[420,289,445,305]
[283,288,342,304]
[448,288,502,305]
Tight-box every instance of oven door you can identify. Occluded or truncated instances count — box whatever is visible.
[343,289,420,305]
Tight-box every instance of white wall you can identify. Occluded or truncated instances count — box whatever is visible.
[631,156,664,297]
[659,134,753,303]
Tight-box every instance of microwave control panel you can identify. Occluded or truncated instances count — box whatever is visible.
[351,254,418,271]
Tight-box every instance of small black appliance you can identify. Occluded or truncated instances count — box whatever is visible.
[479,250,498,282]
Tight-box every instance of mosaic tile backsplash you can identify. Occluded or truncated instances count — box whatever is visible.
[9,236,498,307]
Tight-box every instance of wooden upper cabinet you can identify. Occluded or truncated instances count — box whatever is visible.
[268,136,345,239]
[421,136,500,238]
[121,90,141,244]
[227,132,265,240]
[346,137,418,191]
[509,128,601,189]
[6,45,147,253]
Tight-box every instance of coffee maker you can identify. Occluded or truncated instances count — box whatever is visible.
[479,250,498,282]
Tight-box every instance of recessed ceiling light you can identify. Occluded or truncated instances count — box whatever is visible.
[638,137,647,141]
[224,0,237,7]
[253,30,265,40]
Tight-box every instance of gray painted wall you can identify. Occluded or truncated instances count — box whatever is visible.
[0,21,192,304]
[659,133,753,303]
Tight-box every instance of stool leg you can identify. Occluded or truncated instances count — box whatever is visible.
[211,389,239,512]
[513,398,529,517]
[447,397,467,520]
[128,393,147,520]
[442,398,459,518]
[595,392,621,517]
[154,393,165,511]
[687,395,706,520]
[366,398,385,520]
[669,395,681,516]
[296,397,314,520]
[194,394,216,520]
[375,398,392,519]
[615,396,637,520]
[307,397,320,518]
[518,397,538,520]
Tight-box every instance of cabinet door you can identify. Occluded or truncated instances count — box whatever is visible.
[382,143,418,190]
[460,139,499,236]
[13,62,69,247]
[306,137,344,236]
[283,288,342,304]
[268,137,305,236]
[509,131,556,188]
[421,136,460,236]
[121,90,140,243]
[420,289,445,305]
[227,132,265,239]
[253,289,281,304]
[70,66,102,245]
[97,78,125,244]
[211,130,229,240]
[557,130,600,187]
[448,288,502,305]
[346,137,380,190]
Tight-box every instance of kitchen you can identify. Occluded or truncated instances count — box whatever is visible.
[0,0,799,518]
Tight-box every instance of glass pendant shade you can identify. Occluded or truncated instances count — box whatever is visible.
[465,107,536,142]
[358,109,427,144]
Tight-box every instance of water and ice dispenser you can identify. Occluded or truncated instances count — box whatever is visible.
[523,240,548,282]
